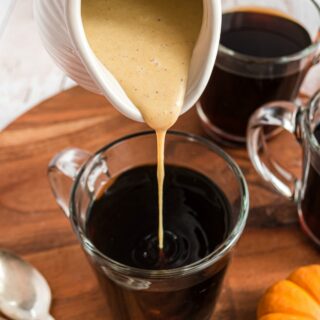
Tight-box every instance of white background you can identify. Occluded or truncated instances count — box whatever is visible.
[0,0,75,130]
[0,0,319,130]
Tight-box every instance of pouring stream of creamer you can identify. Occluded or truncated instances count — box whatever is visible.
[82,0,203,249]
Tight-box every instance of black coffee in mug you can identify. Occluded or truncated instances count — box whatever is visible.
[86,164,231,319]
[247,87,320,247]
[199,9,312,143]
[300,125,320,241]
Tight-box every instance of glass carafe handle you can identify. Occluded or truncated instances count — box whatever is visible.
[247,101,303,201]
[48,148,91,217]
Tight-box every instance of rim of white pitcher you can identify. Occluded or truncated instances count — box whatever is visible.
[219,0,320,64]
[65,0,221,123]
[70,130,249,279]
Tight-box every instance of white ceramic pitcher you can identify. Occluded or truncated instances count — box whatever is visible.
[34,0,221,123]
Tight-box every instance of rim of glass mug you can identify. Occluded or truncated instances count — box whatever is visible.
[69,130,249,279]
[305,90,320,153]
[219,0,320,64]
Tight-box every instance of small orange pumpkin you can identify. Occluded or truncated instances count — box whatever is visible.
[258,265,320,320]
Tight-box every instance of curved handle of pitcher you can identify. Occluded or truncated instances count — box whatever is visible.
[247,101,303,201]
[48,148,92,217]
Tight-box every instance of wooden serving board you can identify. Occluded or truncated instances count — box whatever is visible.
[0,87,318,320]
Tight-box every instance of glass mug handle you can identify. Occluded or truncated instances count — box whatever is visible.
[48,148,91,217]
[247,101,303,201]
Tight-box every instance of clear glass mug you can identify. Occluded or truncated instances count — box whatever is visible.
[48,131,249,320]
[197,0,320,146]
[247,91,320,246]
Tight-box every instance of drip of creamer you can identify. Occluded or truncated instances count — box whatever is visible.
[82,0,202,249]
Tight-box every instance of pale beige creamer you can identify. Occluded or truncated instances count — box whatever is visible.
[82,0,202,249]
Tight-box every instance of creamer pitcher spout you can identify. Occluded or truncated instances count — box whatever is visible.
[34,0,221,123]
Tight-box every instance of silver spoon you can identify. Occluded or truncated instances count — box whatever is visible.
[0,250,54,320]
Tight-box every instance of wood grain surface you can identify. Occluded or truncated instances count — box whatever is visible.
[0,86,318,320]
